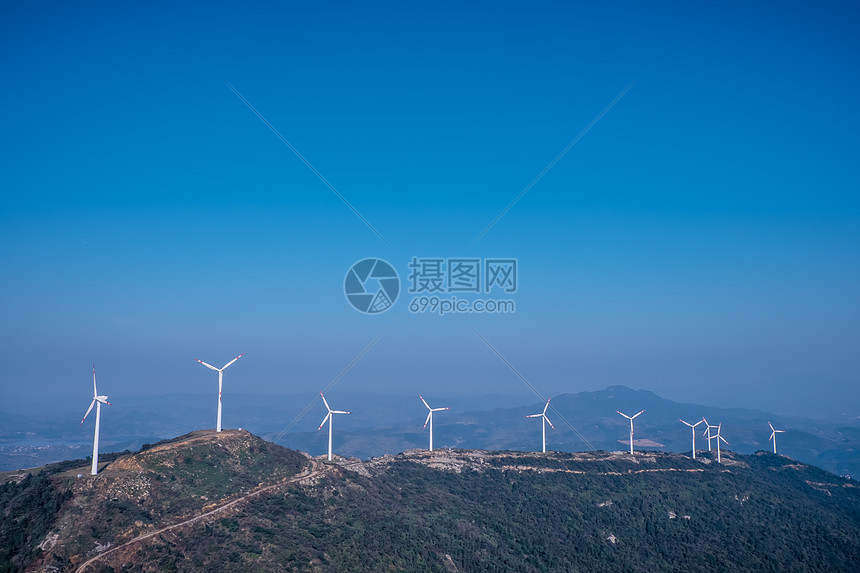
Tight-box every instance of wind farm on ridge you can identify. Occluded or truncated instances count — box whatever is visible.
[74,354,798,475]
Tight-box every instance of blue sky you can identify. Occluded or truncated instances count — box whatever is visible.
[2,1,858,415]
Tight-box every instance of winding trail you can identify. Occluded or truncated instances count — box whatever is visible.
[75,459,329,573]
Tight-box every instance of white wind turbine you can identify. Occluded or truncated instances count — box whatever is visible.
[702,418,719,451]
[420,395,450,452]
[713,423,728,463]
[680,418,704,459]
[80,365,111,476]
[768,422,786,454]
[526,398,555,453]
[196,353,244,433]
[318,392,350,461]
[617,410,645,455]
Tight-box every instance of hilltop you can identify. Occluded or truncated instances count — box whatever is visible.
[2,431,859,572]
[1,430,309,572]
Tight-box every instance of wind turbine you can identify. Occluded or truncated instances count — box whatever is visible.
[768,422,786,454]
[196,353,244,432]
[617,410,645,455]
[702,418,719,451]
[526,398,555,453]
[680,418,704,459]
[713,423,728,463]
[318,392,350,461]
[420,395,450,452]
[80,365,111,476]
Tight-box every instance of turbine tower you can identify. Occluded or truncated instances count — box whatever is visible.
[713,423,728,463]
[702,418,719,451]
[196,353,244,432]
[768,422,786,454]
[318,392,350,461]
[680,418,704,459]
[420,395,450,452]
[80,365,111,475]
[526,398,554,453]
[617,409,645,455]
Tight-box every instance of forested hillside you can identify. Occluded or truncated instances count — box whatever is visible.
[1,433,858,572]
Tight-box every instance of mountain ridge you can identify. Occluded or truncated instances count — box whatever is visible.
[3,429,859,572]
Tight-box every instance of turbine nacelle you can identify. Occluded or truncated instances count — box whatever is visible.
[680,418,704,459]
[419,395,450,429]
[196,353,244,433]
[617,409,645,455]
[711,422,728,463]
[768,421,786,441]
[318,392,350,460]
[196,353,245,373]
[617,409,644,421]
[526,398,555,428]
[82,365,112,424]
[526,398,554,453]
[82,365,110,475]
[768,421,786,453]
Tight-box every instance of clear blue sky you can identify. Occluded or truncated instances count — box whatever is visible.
[2,1,858,414]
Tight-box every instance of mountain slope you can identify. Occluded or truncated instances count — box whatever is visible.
[1,430,309,572]
[3,432,859,572]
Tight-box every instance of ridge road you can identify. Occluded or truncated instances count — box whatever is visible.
[75,458,343,572]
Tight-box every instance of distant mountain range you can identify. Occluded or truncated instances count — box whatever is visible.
[2,385,858,478]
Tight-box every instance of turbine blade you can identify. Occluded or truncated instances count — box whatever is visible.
[424,411,432,429]
[432,407,450,412]
[680,419,692,427]
[526,414,542,418]
[222,353,245,370]
[196,359,219,372]
[318,412,331,430]
[769,431,776,441]
[632,410,645,418]
[419,395,431,410]
[545,416,555,430]
[542,399,551,415]
[768,421,775,432]
[81,400,95,423]
[332,410,350,414]
[719,435,729,445]
[320,392,331,412]
[92,364,98,397]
